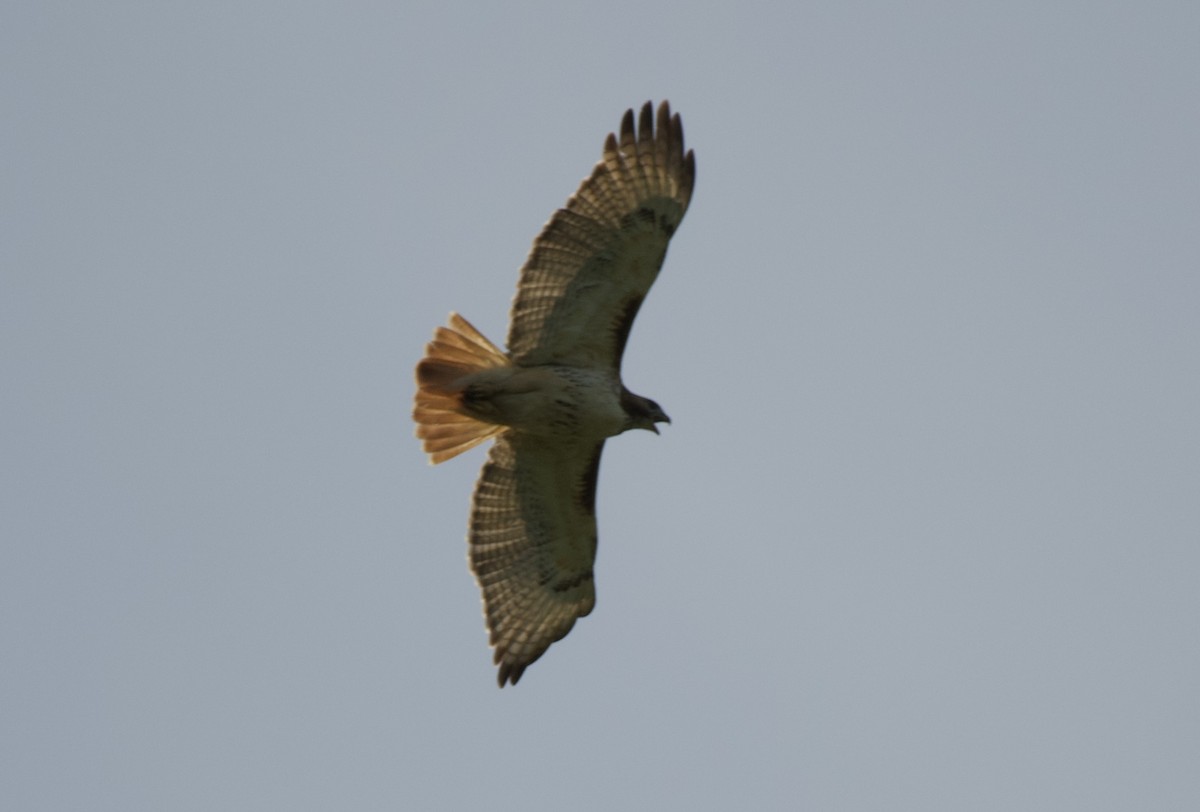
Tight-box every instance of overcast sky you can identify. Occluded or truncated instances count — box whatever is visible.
[4,2,1198,810]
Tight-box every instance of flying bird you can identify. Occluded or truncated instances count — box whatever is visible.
[414,101,695,686]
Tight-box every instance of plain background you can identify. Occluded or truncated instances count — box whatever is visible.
[4,2,1198,810]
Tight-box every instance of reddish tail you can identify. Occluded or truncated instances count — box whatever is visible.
[413,313,510,464]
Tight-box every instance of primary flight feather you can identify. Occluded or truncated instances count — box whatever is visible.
[414,101,695,686]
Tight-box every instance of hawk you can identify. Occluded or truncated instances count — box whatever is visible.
[413,101,695,686]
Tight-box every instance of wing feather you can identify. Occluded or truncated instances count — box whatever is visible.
[506,101,695,369]
[469,434,604,686]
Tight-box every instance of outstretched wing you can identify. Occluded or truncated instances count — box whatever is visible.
[506,100,695,370]
[468,433,604,686]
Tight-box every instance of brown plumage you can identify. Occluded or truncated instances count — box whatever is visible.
[414,101,695,686]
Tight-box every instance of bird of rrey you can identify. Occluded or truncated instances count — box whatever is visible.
[413,101,695,686]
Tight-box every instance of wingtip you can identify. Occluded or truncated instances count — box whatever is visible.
[619,107,636,149]
[495,659,525,687]
[638,100,654,135]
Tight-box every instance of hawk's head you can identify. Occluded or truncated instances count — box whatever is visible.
[621,390,671,435]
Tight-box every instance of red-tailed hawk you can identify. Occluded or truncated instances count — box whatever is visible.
[413,101,695,686]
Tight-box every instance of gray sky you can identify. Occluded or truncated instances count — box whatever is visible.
[4,2,1198,810]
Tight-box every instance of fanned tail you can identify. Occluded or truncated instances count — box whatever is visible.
[414,313,510,464]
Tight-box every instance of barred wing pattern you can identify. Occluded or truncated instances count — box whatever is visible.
[506,101,695,370]
[416,101,694,686]
[470,434,603,686]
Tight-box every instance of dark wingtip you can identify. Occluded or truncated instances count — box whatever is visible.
[638,100,654,136]
[496,660,524,687]
[620,107,636,142]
